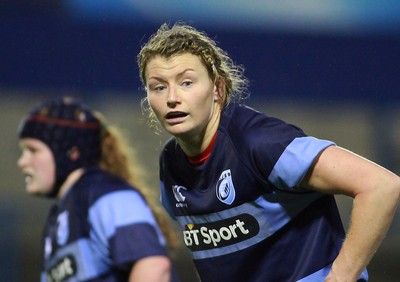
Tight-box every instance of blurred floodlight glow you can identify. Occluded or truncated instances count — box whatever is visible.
[63,0,400,34]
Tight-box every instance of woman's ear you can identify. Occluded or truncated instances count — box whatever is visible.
[214,79,225,102]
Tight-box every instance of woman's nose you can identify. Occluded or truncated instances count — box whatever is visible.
[167,86,180,106]
[17,152,28,169]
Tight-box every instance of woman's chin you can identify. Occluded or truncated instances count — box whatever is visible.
[26,185,43,196]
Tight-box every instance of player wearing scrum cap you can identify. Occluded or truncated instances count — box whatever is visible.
[17,97,180,282]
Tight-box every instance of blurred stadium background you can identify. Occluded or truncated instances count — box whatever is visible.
[1,1,399,281]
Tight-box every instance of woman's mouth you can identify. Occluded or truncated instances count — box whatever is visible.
[165,111,188,123]
[24,174,33,184]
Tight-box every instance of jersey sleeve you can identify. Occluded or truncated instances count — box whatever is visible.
[88,190,167,268]
[245,116,335,191]
[267,136,334,190]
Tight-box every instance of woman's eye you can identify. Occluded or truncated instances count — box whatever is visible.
[182,80,193,87]
[30,146,40,153]
[26,147,37,154]
[153,85,166,92]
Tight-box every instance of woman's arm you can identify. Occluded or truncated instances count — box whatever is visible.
[129,255,172,282]
[301,145,400,281]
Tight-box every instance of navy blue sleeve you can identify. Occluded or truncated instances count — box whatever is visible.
[236,111,335,191]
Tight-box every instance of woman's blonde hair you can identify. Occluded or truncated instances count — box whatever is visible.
[138,22,249,132]
[96,112,179,250]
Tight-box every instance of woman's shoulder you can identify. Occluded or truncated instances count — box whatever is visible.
[76,167,138,199]
[223,103,303,139]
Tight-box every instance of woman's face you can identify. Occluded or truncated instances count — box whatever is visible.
[145,53,222,143]
[18,138,55,196]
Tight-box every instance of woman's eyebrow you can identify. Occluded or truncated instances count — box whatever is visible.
[148,68,196,82]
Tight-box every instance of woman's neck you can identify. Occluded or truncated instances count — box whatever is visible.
[186,131,218,166]
[178,104,221,156]
[57,168,85,199]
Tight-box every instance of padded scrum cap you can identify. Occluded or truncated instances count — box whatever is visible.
[18,97,101,197]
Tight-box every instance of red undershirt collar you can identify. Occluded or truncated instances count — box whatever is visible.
[187,131,218,166]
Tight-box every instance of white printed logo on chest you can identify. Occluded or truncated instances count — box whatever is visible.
[57,210,69,245]
[216,169,236,205]
[173,185,188,208]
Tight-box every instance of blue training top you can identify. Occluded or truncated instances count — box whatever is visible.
[41,167,169,282]
[159,103,368,282]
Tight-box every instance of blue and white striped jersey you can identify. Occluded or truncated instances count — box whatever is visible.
[159,103,368,282]
[41,167,169,282]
